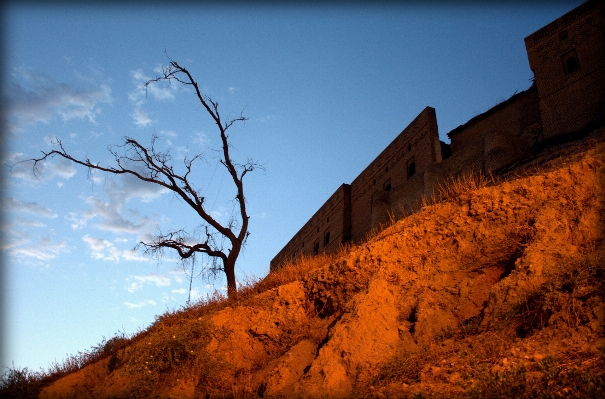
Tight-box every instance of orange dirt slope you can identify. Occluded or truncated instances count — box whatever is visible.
[39,131,605,398]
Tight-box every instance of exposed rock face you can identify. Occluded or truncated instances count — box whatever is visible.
[39,131,605,398]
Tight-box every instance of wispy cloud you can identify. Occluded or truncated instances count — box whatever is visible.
[126,273,171,293]
[257,114,275,123]
[81,234,149,263]
[5,66,112,134]
[132,107,153,127]
[193,132,210,146]
[67,173,167,234]
[124,299,158,309]
[10,236,68,261]
[128,68,178,127]
[82,235,122,262]
[7,152,77,183]
[129,69,175,102]
[4,197,58,218]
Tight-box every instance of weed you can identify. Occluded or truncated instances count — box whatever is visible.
[437,171,498,201]
[467,358,605,399]
[124,317,214,393]
[0,365,46,399]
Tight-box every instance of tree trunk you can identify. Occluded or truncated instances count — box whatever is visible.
[225,249,239,298]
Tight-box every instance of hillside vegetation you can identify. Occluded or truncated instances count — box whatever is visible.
[3,130,605,398]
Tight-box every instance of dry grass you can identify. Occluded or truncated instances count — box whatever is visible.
[0,332,132,399]
[437,170,499,201]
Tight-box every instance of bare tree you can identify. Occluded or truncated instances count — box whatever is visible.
[21,61,261,298]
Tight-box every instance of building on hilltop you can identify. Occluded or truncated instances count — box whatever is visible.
[270,0,605,271]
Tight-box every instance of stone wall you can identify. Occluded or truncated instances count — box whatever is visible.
[525,0,605,138]
[270,184,351,270]
[447,86,541,174]
[349,107,441,243]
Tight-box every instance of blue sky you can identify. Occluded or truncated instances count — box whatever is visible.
[2,1,582,373]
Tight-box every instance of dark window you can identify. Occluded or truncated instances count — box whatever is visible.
[314,241,320,255]
[559,30,568,41]
[407,144,412,152]
[407,158,416,179]
[327,217,330,223]
[562,50,580,75]
[302,242,304,248]
[373,179,377,185]
[384,182,391,191]
[324,231,331,247]
[385,166,389,173]
[565,56,579,73]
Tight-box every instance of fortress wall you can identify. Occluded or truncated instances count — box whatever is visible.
[270,184,350,270]
[349,107,440,243]
[525,0,605,138]
[370,171,425,228]
[447,87,541,174]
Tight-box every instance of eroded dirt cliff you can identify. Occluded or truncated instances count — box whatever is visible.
[38,131,605,398]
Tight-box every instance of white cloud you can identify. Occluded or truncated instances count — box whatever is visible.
[81,234,149,263]
[4,197,58,218]
[228,87,235,94]
[0,227,31,251]
[82,234,121,262]
[7,152,77,183]
[257,114,275,123]
[122,249,148,262]
[12,220,46,229]
[129,69,175,102]
[124,300,157,309]
[132,107,153,127]
[5,66,112,133]
[193,132,210,146]
[170,269,185,283]
[10,236,68,261]
[171,288,187,294]
[124,301,144,309]
[126,273,171,293]
[67,174,167,234]
[189,287,203,301]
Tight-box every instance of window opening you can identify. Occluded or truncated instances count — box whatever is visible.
[560,30,568,41]
[314,241,320,255]
[565,56,579,74]
[324,231,331,247]
[407,158,416,179]
[562,50,580,75]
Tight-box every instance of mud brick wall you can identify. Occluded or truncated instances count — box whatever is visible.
[370,171,425,228]
[447,87,541,174]
[525,0,605,138]
[270,184,351,270]
[349,107,441,243]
